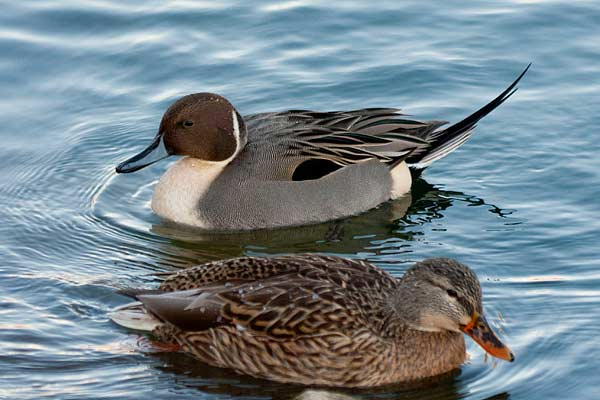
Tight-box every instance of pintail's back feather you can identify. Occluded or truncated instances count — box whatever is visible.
[242,64,530,179]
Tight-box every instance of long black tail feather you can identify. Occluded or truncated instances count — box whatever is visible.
[408,63,531,169]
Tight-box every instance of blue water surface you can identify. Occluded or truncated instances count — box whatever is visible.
[1,1,599,399]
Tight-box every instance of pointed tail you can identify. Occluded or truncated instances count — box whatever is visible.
[109,301,162,332]
[408,64,531,169]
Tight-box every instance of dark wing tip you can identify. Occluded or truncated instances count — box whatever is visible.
[117,288,165,299]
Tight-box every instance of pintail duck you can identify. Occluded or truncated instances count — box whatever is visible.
[116,66,529,230]
[110,254,513,387]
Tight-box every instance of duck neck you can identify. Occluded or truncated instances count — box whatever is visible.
[386,281,435,332]
[151,157,233,227]
[375,286,467,381]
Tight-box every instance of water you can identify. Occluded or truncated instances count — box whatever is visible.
[1,1,599,399]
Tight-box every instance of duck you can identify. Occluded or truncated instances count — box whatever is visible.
[116,65,529,230]
[109,254,514,387]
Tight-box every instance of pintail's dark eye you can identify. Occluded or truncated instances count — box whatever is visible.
[182,120,194,127]
[446,289,459,298]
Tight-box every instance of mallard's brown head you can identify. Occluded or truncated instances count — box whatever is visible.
[394,258,514,362]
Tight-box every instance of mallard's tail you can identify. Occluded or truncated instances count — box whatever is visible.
[108,301,161,332]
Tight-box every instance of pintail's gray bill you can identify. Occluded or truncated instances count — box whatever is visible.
[116,134,170,173]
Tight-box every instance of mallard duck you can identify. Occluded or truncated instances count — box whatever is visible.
[110,254,513,387]
[115,66,529,231]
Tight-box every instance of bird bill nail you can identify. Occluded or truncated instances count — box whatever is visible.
[116,132,170,173]
[461,312,515,362]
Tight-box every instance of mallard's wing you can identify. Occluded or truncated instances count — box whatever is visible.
[127,255,398,338]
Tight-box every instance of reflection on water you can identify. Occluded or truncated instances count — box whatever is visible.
[146,178,519,267]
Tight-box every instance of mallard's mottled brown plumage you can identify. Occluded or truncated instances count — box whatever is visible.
[110,254,512,387]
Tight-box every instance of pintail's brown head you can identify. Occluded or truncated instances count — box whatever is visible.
[116,93,247,173]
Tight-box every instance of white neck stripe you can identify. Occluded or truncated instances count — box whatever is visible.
[231,109,240,151]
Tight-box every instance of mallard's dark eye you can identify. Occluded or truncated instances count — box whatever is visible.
[447,289,458,298]
[182,120,194,127]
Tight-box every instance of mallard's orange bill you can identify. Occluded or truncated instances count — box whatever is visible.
[461,312,515,362]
